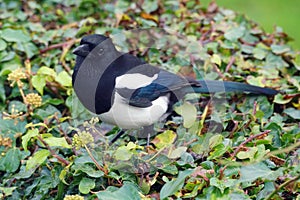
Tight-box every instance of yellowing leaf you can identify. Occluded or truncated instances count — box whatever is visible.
[152,130,177,149]
[211,54,221,66]
[246,75,265,87]
[236,147,258,161]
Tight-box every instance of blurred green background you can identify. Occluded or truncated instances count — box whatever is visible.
[202,0,300,50]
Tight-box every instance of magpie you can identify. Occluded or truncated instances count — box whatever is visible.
[72,34,278,136]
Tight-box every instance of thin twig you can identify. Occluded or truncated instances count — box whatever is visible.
[84,145,108,174]
[225,56,235,73]
[229,120,239,139]
[39,38,79,54]
[37,135,70,166]
[265,173,300,200]
[212,63,226,79]
[231,130,270,159]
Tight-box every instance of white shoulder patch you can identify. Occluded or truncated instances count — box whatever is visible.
[115,73,158,89]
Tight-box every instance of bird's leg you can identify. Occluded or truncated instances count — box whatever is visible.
[140,125,155,147]
[109,129,126,144]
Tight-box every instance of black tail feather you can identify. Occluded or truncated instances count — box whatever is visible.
[188,80,278,96]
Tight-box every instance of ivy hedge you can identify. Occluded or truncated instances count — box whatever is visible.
[0,0,299,199]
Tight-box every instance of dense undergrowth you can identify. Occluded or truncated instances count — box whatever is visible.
[0,0,299,199]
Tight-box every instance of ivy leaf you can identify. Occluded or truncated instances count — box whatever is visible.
[43,136,71,148]
[0,148,23,173]
[72,164,104,178]
[22,128,39,151]
[32,74,46,95]
[246,76,265,87]
[37,66,57,77]
[224,26,245,41]
[0,186,17,197]
[141,0,158,13]
[253,47,268,60]
[174,102,197,128]
[284,108,300,119]
[79,177,95,194]
[26,149,50,170]
[270,44,290,54]
[152,130,177,149]
[210,177,236,193]
[273,93,293,104]
[236,146,258,161]
[96,182,140,200]
[209,134,224,149]
[239,162,283,183]
[2,28,31,42]
[211,54,221,65]
[168,146,187,159]
[160,169,194,199]
[0,39,7,51]
[55,71,72,87]
[113,146,133,161]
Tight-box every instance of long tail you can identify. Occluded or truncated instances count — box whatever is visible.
[187,80,278,96]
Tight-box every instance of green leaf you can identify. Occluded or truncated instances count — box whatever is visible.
[284,108,300,119]
[0,148,22,173]
[141,0,158,13]
[224,26,245,41]
[22,128,39,151]
[43,136,71,148]
[0,78,6,101]
[209,134,224,149]
[160,169,194,199]
[0,39,7,51]
[32,74,46,95]
[208,143,229,160]
[168,146,187,159]
[114,146,132,160]
[37,66,57,77]
[96,182,141,200]
[79,177,95,194]
[210,177,236,193]
[239,162,283,183]
[270,44,290,54]
[73,164,104,178]
[174,102,197,128]
[253,47,267,60]
[55,71,72,87]
[26,149,50,170]
[2,28,31,42]
[22,42,38,58]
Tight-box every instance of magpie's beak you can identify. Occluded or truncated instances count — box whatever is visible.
[73,43,90,57]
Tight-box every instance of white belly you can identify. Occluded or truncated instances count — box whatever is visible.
[99,93,169,129]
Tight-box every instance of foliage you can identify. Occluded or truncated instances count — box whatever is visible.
[0,0,299,199]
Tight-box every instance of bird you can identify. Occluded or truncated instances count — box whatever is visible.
[72,34,278,140]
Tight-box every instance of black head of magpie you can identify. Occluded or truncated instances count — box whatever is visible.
[72,34,278,130]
